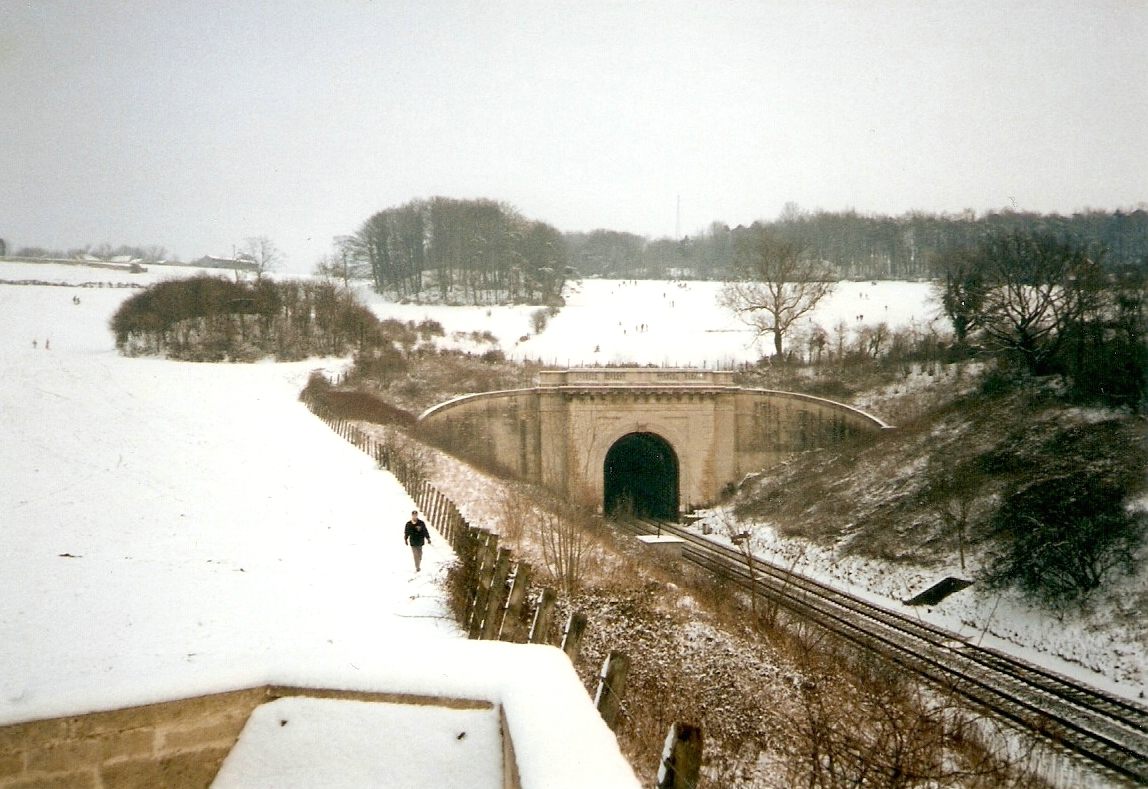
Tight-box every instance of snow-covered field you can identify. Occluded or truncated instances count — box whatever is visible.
[0,264,458,714]
[360,277,943,367]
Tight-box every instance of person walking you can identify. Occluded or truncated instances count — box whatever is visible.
[404,510,431,572]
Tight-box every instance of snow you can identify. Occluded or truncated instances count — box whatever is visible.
[0,274,457,720]
[208,642,638,789]
[361,278,943,367]
[214,697,504,789]
[0,261,638,788]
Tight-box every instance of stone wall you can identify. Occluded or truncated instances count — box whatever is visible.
[0,688,265,789]
[0,687,499,789]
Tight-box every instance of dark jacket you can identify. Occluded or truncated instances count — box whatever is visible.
[404,519,430,547]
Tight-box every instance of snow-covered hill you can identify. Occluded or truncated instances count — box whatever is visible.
[0,263,463,727]
[355,277,942,367]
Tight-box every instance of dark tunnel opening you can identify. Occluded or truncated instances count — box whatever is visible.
[603,432,679,520]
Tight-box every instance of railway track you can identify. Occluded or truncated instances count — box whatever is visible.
[617,516,1148,785]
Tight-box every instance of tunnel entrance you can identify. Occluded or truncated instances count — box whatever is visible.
[603,432,679,519]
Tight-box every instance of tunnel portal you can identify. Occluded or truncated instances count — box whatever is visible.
[603,432,679,519]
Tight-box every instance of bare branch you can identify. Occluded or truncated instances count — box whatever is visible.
[719,230,835,357]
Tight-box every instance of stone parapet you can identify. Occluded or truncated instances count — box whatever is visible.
[0,687,265,789]
[0,687,497,789]
[537,368,735,388]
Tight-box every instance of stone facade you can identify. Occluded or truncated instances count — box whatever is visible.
[419,368,890,513]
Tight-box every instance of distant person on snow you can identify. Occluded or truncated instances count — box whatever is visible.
[404,510,431,572]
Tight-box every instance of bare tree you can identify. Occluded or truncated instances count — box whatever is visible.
[241,236,283,280]
[935,245,985,346]
[537,507,595,596]
[930,464,981,572]
[720,229,835,357]
[962,231,1099,375]
[313,236,368,289]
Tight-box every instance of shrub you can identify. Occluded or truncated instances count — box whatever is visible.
[981,473,1146,607]
[537,506,597,596]
[416,318,445,339]
[111,276,397,361]
[530,307,549,334]
[978,365,1020,397]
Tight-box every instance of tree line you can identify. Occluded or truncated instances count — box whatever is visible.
[938,230,1147,408]
[347,197,568,304]
[6,242,176,262]
[565,207,1148,281]
[721,219,1147,407]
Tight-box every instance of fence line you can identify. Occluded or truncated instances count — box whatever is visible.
[298,392,657,762]
[300,392,577,651]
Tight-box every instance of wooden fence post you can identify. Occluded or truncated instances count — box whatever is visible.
[528,587,557,645]
[560,611,588,662]
[432,491,445,542]
[440,496,453,545]
[461,527,487,623]
[430,490,443,539]
[467,532,499,636]
[458,524,472,565]
[656,723,703,789]
[594,651,631,731]
[499,562,533,643]
[479,548,513,640]
[456,512,466,549]
[465,525,485,565]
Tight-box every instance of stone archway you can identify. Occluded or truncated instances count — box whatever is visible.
[419,368,891,512]
[603,432,679,519]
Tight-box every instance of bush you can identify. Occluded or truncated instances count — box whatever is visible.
[537,506,599,596]
[530,307,550,334]
[111,276,397,361]
[978,365,1021,397]
[416,318,445,339]
[982,473,1146,607]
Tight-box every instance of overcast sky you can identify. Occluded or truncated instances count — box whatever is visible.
[3,1,1146,272]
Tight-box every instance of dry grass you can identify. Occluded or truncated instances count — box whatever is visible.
[354,349,542,414]
[731,375,1147,580]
